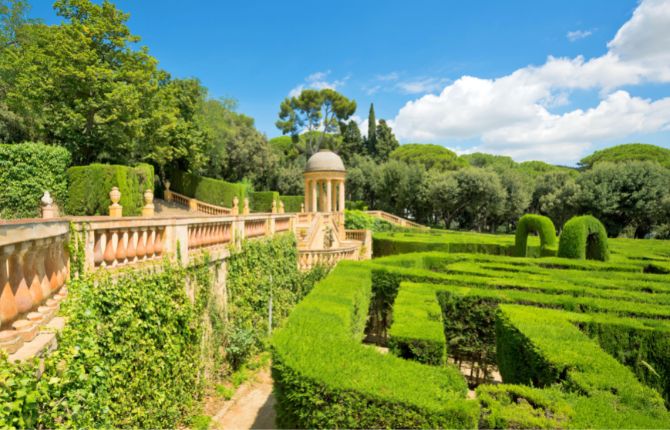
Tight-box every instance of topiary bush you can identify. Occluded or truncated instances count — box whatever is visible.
[558,215,609,261]
[0,142,71,219]
[66,163,154,216]
[169,170,248,208]
[280,195,303,213]
[249,191,279,212]
[515,214,558,257]
[345,209,395,232]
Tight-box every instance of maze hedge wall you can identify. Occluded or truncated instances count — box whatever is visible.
[0,143,71,219]
[273,229,670,428]
[280,195,303,213]
[558,215,610,261]
[249,191,279,212]
[66,163,154,216]
[514,214,558,257]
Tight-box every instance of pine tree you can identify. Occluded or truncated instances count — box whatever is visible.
[375,119,399,162]
[366,103,377,156]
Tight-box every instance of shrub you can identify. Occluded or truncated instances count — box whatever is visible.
[558,215,609,261]
[514,214,558,257]
[345,209,395,232]
[249,191,279,212]
[0,142,71,219]
[66,163,154,216]
[169,170,248,208]
[279,195,303,213]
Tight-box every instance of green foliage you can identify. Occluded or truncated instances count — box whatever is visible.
[276,88,356,155]
[0,259,216,428]
[558,215,609,261]
[388,283,446,365]
[227,234,322,355]
[0,142,71,218]
[279,195,303,213]
[66,163,154,216]
[390,143,467,171]
[344,209,395,232]
[460,152,516,169]
[272,262,477,429]
[249,191,279,212]
[169,170,248,208]
[515,214,558,257]
[580,143,670,170]
[373,119,399,162]
[366,103,376,155]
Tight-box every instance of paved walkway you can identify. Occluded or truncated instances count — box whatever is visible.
[154,199,196,216]
[212,369,276,430]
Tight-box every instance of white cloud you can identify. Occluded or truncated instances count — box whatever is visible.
[375,72,400,81]
[288,71,349,97]
[392,0,670,164]
[567,29,593,42]
[396,77,449,94]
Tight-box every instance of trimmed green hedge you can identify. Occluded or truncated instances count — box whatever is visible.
[388,283,446,365]
[346,209,396,232]
[0,142,71,219]
[66,163,154,216]
[169,170,248,208]
[249,191,279,212]
[558,215,609,261]
[515,214,558,257]
[271,262,478,428]
[280,195,303,213]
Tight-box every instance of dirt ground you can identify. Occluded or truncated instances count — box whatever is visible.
[209,368,276,430]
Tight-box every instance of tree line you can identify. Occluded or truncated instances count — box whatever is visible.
[2,0,669,238]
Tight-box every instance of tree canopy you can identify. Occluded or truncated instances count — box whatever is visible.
[390,143,466,171]
[579,143,670,170]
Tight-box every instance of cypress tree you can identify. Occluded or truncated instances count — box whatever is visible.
[366,103,377,156]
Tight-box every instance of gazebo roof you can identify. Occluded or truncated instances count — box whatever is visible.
[305,149,345,173]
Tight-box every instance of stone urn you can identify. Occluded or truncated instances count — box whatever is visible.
[142,189,155,217]
[109,187,123,217]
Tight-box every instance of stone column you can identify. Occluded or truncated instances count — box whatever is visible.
[304,179,310,212]
[339,179,345,212]
[326,180,332,212]
[311,180,317,213]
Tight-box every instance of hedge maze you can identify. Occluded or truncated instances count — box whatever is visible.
[272,226,670,428]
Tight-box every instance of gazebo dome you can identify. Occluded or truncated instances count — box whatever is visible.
[305,149,345,173]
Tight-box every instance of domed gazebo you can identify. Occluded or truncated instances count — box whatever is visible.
[303,150,346,213]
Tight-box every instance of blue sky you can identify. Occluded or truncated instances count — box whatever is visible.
[29,0,670,165]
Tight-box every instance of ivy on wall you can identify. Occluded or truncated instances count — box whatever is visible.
[226,233,328,369]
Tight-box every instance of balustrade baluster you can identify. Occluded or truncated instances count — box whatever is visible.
[55,238,67,288]
[24,245,43,306]
[93,232,104,266]
[115,229,127,264]
[126,229,137,262]
[136,228,147,259]
[154,228,164,256]
[37,241,51,300]
[145,228,155,257]
[103,230,116,266]
[0,249,17,327]
[10,245,33,315]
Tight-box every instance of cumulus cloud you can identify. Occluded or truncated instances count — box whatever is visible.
[392,0,670,163]
[396,77,450,94]
[289,71,349,97]
[567,29,593,42]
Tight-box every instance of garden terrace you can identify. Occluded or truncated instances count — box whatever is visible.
[272,232,670,428]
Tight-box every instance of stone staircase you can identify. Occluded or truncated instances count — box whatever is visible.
[365,210,428,229]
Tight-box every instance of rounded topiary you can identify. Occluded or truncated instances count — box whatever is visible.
[515,214,558,257]
[558,215,609,261]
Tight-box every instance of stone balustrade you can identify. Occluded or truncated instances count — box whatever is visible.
[0,220,69,354]
[188,221,233,250]
[244,218,267,238]
[275,216,291,233]
[297,244,360,271]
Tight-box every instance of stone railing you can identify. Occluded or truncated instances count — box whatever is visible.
[275,216,291,233]
[165,190,232,215]
[346,229,373,260]
[187,220,233,250]
[297,244,360,271]
[0,220,70,354]
[244,218,267,238]
[365,210,428,229]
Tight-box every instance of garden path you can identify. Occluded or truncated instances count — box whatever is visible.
[212,368,276,430]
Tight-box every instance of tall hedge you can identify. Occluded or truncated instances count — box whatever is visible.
[169,170,248,208]
[558,215,609,261]
[280,195,303,213]
[249,191,279,212]
[514,214,558,257]
[0,143,71,219]
[66,163,154,216]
